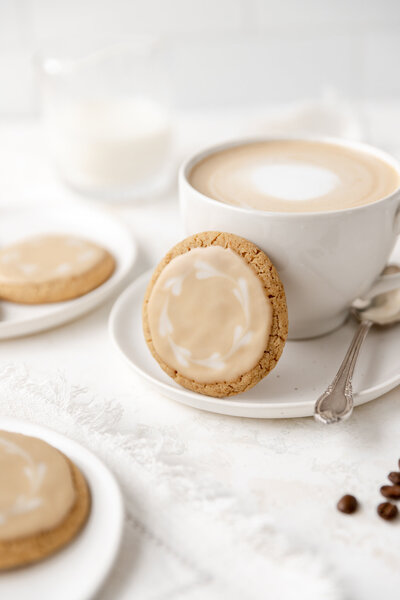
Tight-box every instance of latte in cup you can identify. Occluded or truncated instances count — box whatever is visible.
[188,140,400,213]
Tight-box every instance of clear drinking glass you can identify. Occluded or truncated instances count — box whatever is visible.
[38,39,174,202]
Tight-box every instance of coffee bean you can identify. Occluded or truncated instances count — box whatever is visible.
[388,472,400,485]
[337,494,358,514]
[377,502,398,521]
[380,485,400,499]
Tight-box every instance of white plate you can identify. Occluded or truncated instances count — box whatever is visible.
[110,268,400,419]
[0,204,137,339]
[0,417,124,600]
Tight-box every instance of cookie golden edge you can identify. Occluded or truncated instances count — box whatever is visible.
[0,251,116,304]
[0,458,91,570]
[142,231,288,398]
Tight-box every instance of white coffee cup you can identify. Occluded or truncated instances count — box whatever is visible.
[179,137,400,339]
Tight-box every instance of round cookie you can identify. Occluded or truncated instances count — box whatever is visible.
[0,431,91,570]
[143,231,288,397]
[0,234,115,304]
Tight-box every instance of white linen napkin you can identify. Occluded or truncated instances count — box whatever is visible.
[0,363,341,600]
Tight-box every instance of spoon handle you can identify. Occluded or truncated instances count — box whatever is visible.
[314,320,372,424]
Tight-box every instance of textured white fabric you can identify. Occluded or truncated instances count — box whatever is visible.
[0,363,340,600]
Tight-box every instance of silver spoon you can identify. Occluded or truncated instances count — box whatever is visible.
[314,265,400,424]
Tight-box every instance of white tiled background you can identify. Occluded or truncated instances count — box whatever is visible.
[1,0,400,114]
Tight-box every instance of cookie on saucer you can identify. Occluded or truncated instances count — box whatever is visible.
[0,235,115,304]
[143,231,288,397]
[0,431,90,570]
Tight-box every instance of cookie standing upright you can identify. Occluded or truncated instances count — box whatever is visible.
[0,234,115,304]
[0,431,91,570]
[143,231,288,397]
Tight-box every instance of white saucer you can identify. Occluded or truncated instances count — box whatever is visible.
[0,417,124,600]
[0,204,137,339]
[110,269,400,419]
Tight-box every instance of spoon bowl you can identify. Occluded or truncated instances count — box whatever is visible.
[314,265,400,424]
[353,265,400,327]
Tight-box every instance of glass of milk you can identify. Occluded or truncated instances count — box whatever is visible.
[39,39,174,201]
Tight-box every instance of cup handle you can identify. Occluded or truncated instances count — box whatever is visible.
[363,271,400,300]
[361,205,400,300]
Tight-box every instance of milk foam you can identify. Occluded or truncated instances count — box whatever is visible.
[250,163,340,202]
[189,140,400,213]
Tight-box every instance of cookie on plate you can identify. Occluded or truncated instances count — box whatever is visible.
[0,235,115,304]
[0,431,91,570]
[143,231,288,398]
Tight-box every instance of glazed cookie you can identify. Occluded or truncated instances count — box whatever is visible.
[143,231,288,397]
[0,234,115,304]
[0,431,90,570]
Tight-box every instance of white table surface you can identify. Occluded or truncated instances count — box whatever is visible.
[1,107,400,600]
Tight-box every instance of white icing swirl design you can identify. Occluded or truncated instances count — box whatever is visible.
[160,260,253,371]
[0,235,109,284]
[0,432,77,541]
[0,436,46,525]
[147,246,272,383]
